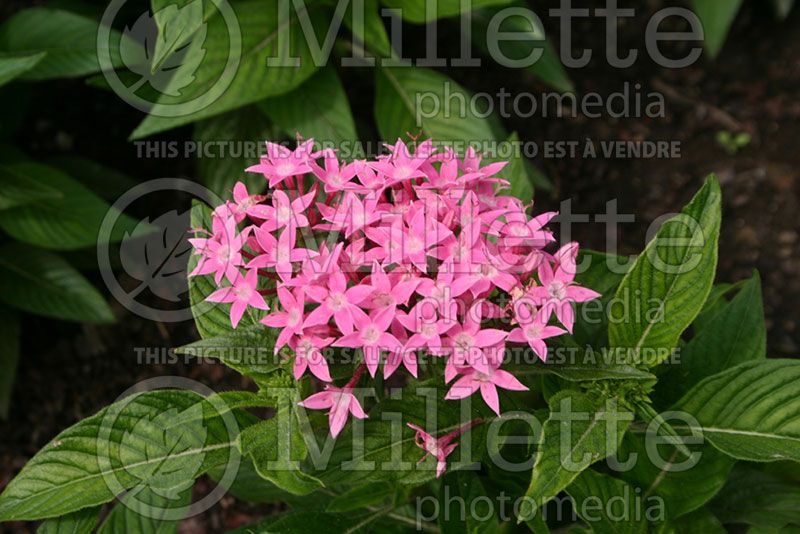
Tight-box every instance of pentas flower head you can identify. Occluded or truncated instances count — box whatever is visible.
[189,137,600,465]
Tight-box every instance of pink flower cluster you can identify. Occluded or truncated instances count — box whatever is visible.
[190,138,599,442]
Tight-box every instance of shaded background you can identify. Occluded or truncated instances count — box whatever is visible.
[1,0,798,531]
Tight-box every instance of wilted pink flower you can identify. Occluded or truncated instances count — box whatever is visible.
[408,419,481,477]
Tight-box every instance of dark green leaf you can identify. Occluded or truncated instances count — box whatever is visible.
[132,0,328,138]
[608,176,721,367]
[37,507,100,534]
[97,486,191,534]
[0,390,244,521]
[518,391,632,521]
[326,481,394,513]
[675,359,800,462]
[565,470,648,534]
[710,465,800,529]
[0,51,46,87]
[260,66,359,151]
[380,0,512,24]
[691,0,744,58]
[0,243,114,323]
[0,305,20,419]
[0,8,123,79]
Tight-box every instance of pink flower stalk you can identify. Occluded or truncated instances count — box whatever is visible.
[408,419,482,477]
[190,137,600,433]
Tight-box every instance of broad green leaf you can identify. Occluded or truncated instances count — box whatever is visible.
[691,282,735,332]
[439,472,499,534]
[326,481,394,513]
[565,470,648,534]
[260,66,359,150]
[772,0,795,19]
[0,390,244,521]
[654,272,766,407]
[380,0,512,24]
[375,66,496,152]
[691,0,744,58]
[229,510,388,534]
[490,132,534,203]
[151,0,217,73]
[132,0,328,139]
[0,244,114,324]
[0,305,20,419]
[710,465,800,529]
[0,51,46,87]
[506,360,656,383]
[315,385,494,488]
[0,161,139,250]
[608,176,721,367]
[177,324,281,383]
[193,106,278,197]
[0,8,123,79]
[343,0,392,58]
[657,508,726,534]
[187,200,261,338]
[97,486,191,534]
[37,507,100,534]
[675,359,800,462]
[572,250,632,347]
[472,5,573,93]
[238,387,324,495]
[617,432,733,519]
[0,164,62,211]
[518,391,632,521]
[44,156,138,203]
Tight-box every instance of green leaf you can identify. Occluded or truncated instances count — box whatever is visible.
[572,250,632,347]
[193,106,278,197]
[177,324,281,383]
[238,387,324,495]
[0,305,20,419]
[132,0,327,139]
[0,161,139,250]
[675,359,800,462]
[691,0,744,58]
[343,0,392,58]
[0,8,123,79]
[771,0,795,19]
[617,432,733,519]
[565,470,648,534]
[151,0,216,73]
[0,243,114,323]
[97,486,191,534]
[490,132,535,203]
[657,508,726,534]
[315,385,494,488]
[0,164,62,211]
[229,510,388,534]
[44,156,138,203]
[471,5,573,93]
[260,66,359,150]
[439,472,499,534]
[375,66,496,151]
[608,176,721,367]
[326,481,394,513]
[711,465,800,529]
[518,391,632,521]
[187,200,261,338]
[654,272,766,407]
[0,389,243,521]
[37,507,100,534]
[0,51,46,87]
[380,0,512,24]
